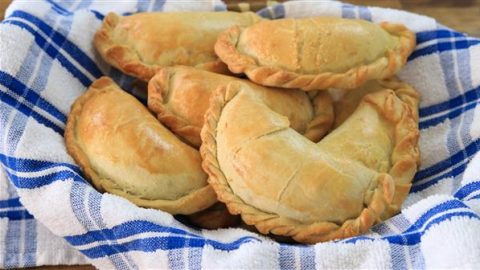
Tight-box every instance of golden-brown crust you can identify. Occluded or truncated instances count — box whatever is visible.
[147,68,203,147]
[304,91,334,142]
[94,12,260,81]
[148,66,333,147]
[214,20,416,91]
[94,13,158,81]
[376,78,420,218]
[199,82,419,243]
[65,76,217,215]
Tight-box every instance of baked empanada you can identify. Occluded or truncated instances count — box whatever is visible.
[333,77,419,128]
[94,12,261,81]
[148,66,333,147]
[200,81,419,243]
[215,17,416,91]
[65,77,216,215]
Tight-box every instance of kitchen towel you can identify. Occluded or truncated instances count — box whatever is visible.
[1,0,480,269]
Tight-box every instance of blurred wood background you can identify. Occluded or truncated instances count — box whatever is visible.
[0,0,478,269]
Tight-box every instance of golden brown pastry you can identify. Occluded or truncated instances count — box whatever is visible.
[333,77,419,129]
[94,12,261,81]
[200,81,419,243]
[65,77,217,215]
[215,17,416,91]
[148,66,333,147]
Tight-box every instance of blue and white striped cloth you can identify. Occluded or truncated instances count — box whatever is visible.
[1,0,480,269]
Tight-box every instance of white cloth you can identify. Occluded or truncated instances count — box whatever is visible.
[0,0,480,269]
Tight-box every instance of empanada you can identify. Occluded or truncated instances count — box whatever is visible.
[65,77,217,215]
[148,66,333,147]
[333,77,419,128]
[215,17,416,91]
[94,12,261,81]
[200,81,419,243]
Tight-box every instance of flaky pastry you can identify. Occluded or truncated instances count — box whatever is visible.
[94,12,261,81]
[65,77,217,215]
[200,81,419,243]
[215,17,416,91]
[148,66,333,147]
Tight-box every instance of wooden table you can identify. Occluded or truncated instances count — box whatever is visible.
[0,0,478,269]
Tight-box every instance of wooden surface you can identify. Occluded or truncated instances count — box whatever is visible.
[0,0,478,269]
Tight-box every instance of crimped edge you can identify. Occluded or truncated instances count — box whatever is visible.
[148,67,203,147]
[375,78,420,219]
[148,67,334,147]
[93,13,159,81]
[214,21,416,91]
[200,83,398,243]
[304,91,334,142]
[94,13,234,82]
[65,76,217,215]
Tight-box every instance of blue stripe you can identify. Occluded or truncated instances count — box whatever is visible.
[23,220,37,266]
[80,236,259,259]
[3,220,20,267]
[0,88,64,134]
[0,153,80,173]
[468,193,480,201]
[341,4,356,19]
[452,37,475,195]
[89,9,104,20]
[2,20,93,87]
[409,40,480,61]
[168,248,185,270]
[419,85,479,118]
[299,246,315,269]
[278,244,295,269]
[187,247,202,270]
[419,99,478,129]
[44,0,73,15]
[0,71,66,123]
[87,189,136,269]
[412,159,467,192]
[0,154,85,189]
[65,220,203,246]
[345,200,469,244]
[152,0,166,11]
[391,244,408,270]
[7,169,86,189]
[455,181,480,200]
[346,211,478,245]
[272,3,285,19]
[256,4,285,19]
[8,11,102,78]
[416,30,466,45]
[136,0,151,12]
[403,200,466,234]
[414,138,479,181]
[0,210,34,220]
[358,6,372,21]
[0,198,22,209]
[385,211,478,245]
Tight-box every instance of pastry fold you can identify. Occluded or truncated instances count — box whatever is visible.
[215,17,415,91]
[200,81,419,243]
[94,12,261,81]
[65,77,216,215]
[148,66,333,147]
